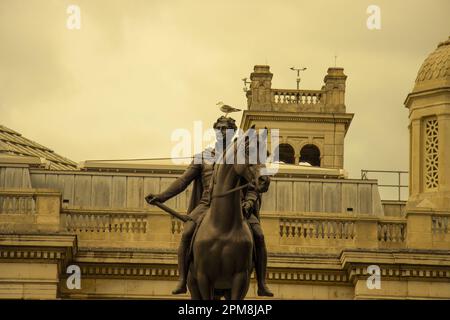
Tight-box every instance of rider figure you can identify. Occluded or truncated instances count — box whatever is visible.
[145,116,273,297]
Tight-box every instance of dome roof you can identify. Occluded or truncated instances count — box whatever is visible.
[413,36,450,93]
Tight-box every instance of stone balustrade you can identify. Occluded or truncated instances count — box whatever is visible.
[432,215,449,234]
[377,220,407,243]
[0,188,60,232]
[279,217,355,240]
[265,213,408,253]
[58,207,412,254]
[0,193,36,214]
[63,211,147,233]
[272,89,323,105]
[171,217,183,235]
[0,186,439,254]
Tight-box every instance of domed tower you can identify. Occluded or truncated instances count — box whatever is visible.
[405,36,450,211]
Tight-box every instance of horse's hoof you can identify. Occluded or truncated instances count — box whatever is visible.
[257,287,274,297]
[172,286,187,295]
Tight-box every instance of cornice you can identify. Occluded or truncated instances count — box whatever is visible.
[0,233,78,249]
[0,233,78,271]
[240,111,354,134]
[242,112,354,124]
[2,235,449,286]
[54,248,450,286]
[404,86,450,106]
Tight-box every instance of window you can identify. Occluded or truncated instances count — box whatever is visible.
[424,118,439,190]
[300,144,321,167]
[276,144,295,164]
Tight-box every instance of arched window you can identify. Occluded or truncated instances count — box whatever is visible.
[300,144,320,167]
[279,144,295,164]
[275,143,295,164]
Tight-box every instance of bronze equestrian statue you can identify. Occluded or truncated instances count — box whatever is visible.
[188,131,268,299]
[145,116,273,299]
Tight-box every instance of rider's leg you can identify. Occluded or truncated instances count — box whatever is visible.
[172,220,196,294]
[187,271,201,300]
[250,222,274,297]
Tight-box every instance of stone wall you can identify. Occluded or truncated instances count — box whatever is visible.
[0,160,449,299]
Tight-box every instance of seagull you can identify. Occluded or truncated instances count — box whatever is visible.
[216,101,242,116]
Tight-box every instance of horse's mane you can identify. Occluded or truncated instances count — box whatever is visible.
[221,126,268,165]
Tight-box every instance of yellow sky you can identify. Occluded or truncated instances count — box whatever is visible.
[0,0,449,192]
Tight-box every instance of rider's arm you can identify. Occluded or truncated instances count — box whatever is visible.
[157,161,201,202]
[242,185,261,216]
[244,187,259,204]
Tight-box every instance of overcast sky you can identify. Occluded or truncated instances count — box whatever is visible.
[1,0,449,197]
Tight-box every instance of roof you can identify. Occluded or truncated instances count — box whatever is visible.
[78,159,347,178]
[0,124,78,170]
[413,36,450,93]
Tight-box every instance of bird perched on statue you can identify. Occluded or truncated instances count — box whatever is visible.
[217,101,241,116]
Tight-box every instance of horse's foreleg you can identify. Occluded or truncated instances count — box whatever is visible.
[197,272,213,300]
[230,271,250,300]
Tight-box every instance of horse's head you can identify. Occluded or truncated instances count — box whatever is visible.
[227,125,271,194]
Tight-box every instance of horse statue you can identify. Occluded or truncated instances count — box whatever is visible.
[187,127,270,300]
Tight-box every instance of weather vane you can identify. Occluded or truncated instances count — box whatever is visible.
[242,78,251,92]
[290,67,307,90]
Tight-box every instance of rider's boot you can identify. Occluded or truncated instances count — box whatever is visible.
[172,238,190,294]
[255,238,274,297]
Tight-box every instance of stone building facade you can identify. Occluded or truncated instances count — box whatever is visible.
[0,37,449,299]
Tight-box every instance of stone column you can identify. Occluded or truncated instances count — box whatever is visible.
[408,118,421,197]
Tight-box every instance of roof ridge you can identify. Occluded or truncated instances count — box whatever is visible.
[0,125,53,152]
[0,123,78,170]
[0,124,21,136]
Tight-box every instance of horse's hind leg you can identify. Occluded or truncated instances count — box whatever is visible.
[187,273,201,300]
[197,272,213,300]
[230,272,250,300]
